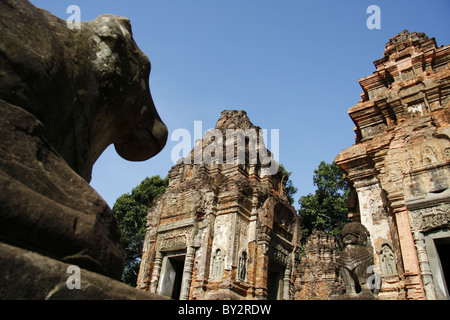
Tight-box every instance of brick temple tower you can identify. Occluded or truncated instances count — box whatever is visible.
[137,110,301,300]
[336,31,450,300]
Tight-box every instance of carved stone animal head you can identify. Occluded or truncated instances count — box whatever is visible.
[340,222,370,247]
[0,0,167,280]
[0,1,167,181]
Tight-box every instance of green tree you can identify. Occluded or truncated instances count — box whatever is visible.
[112,175,168,286]
[279,164,298,205]
[298,161,349,239]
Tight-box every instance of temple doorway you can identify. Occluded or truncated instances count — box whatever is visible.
[267,261,284,300]
[157,253,186,300]
[425,230,450,299]
[434,238,450,297]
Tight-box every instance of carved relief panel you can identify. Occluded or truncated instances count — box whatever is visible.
[409,204,450,233]
[403,138,450,198]
[210,248,225,280]
[157,227,193,252]
[273,204,294,242]
[376,240,398,276]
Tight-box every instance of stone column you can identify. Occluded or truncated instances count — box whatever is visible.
[150,251,163,293]
[412,231,436,300]
[352,179,391,261]
[180,246,196,300]
[283,264,291,300]
[255,234,270,299]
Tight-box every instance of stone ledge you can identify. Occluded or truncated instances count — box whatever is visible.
[0,242,169,300]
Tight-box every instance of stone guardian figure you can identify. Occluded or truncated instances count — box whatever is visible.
[336,222,377,299]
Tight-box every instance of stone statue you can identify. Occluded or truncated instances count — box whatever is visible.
[211,249,224,280]
[238,251,248,281]
[380,244,397,275]
[337,222,376,298]
[0,0,167,297]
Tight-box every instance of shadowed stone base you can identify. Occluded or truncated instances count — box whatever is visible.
[0,242,169,300]
[330,291,379,300]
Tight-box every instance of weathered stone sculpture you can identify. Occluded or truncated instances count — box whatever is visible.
[0,0,167,299]
[336,222,376,299]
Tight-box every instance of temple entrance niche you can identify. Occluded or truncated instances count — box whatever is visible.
[157,251,186,300]
[210,248,225,281]
[267,260,285,300]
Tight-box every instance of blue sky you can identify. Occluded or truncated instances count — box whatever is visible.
[31,0,450,209]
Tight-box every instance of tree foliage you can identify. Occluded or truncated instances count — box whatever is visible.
[112,175,168,286]
[298,161,349,239]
